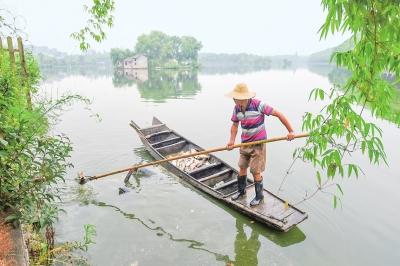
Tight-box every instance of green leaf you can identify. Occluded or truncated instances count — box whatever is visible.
[361,141,366,153]
[319,89,325,100]
[333,195,337,209]
[336,184,344,195]
[0,138,8,146]
[364,123,370,137]
[348,164,353,177]
[353,165,359,178]
[346,132,351,143]
[317,171,322,187]
[5,214,18,222]
[368,149,373,162]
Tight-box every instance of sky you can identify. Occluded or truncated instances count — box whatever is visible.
[1,0,351,55]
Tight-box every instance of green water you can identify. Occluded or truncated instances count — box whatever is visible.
[42,66,400,265]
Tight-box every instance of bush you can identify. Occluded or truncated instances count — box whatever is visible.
[0,50,94,264]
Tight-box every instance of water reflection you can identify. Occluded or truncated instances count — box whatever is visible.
[113,69,201,102]
[89,199,233,264]
[40,64,113,82]
[200,65,271,75]
[65,153,305,265]
[129,147,306,250]
[122,147,159,192]
[114,68,148,84]
[233,219,261,266]
[186,181,307,248]
[38,62,350,88]
[82,196,305,265]
[61,182,98,205]
[307,64,350,85]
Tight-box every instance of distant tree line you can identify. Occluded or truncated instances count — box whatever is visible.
[30,46,111,67]
[199,53,271,70]
[111,31,202,68]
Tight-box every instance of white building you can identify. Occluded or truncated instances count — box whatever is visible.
[121,55,148,69]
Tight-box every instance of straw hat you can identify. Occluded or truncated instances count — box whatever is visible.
[225,83,256,100]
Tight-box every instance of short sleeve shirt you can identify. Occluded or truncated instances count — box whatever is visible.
[231,98,273,143]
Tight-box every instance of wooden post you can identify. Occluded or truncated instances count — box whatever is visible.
[7,36,15,70]
[17,37,32,108]
[0,36,3,57]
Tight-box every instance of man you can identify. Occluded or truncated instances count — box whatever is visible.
[226,83,295,207]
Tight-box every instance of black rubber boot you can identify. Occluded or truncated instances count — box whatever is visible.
[231,175,247,201]
[250,181,264,207]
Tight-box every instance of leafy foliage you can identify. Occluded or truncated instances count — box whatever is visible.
[134,31,202,68]
[110,48,135,65]
[109,31,203,68]
[0,47,96,265]
[71,0,115,51]
[25,223,96,265]
[293,0,400,207]
[0,47,97,264]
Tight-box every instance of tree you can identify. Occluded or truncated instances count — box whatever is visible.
[289,0,400,207]
[179,36,203,64]
[134,31,169,63]
[110,48,134,65]
[134,31,202,67]
[71,0,115,51]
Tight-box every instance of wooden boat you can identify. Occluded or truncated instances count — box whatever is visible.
[130,117,308,232]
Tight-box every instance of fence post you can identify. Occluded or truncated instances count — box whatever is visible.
[0,36,3,58]
[17,37,32,108]
[7,36,16,70]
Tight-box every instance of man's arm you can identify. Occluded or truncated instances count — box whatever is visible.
[227,122,239,149]
[271,110,295,140]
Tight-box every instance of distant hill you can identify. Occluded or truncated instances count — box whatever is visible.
[28,38,353,71]
[309,38,354,64]
[27,45,111,68]
[26,45,68,59]
[199,53,271,67]
[198,53,311,73]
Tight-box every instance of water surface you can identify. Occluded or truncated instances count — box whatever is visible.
[41,66,400,266]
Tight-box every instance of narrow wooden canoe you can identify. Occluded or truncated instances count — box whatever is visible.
[130,117,308,232]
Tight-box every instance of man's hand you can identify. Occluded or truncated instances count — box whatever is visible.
[287,131,295,141]
[227,141,235,150]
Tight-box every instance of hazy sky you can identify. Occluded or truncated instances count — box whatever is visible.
[2,0,351,55]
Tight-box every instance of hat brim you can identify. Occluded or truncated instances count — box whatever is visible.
[225,91,256,100]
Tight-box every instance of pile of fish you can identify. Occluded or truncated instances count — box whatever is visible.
[169,149,210,172]
[213,180,225,189]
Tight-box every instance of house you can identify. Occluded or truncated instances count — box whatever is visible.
[120,54,148,69]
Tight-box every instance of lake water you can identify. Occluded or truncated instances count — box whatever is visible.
[40,66,400,266]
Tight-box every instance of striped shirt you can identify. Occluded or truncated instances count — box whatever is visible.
[231,98,274,143]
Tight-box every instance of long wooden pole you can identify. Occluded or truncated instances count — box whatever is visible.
[82,133,309,183]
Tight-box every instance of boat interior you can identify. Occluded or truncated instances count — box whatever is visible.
[140,122,253,196]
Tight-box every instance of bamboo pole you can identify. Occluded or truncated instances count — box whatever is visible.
[81,133,309,183]
[7,37,15,70]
